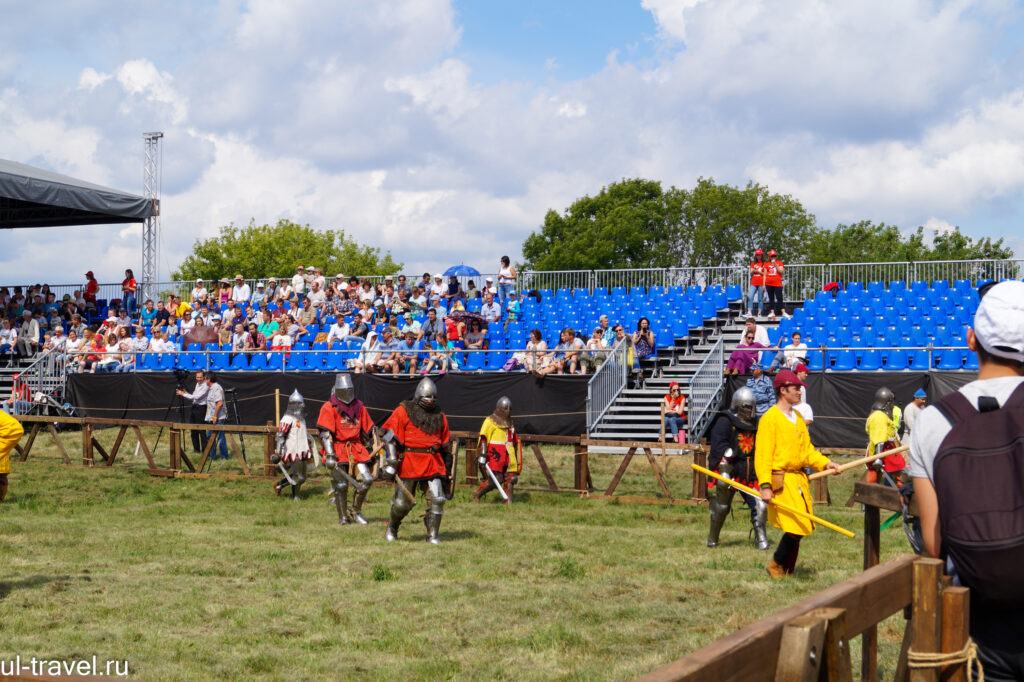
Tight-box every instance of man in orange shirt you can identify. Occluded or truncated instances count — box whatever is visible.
[763,249,785,321]
[381,377,453,544]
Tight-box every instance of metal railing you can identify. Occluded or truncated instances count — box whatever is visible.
[18,348,66,402]
[5,258,1022,312]
[687,337,725,444]
[586,337,628,433]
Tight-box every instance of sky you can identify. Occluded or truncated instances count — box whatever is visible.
[2,0,1024,285]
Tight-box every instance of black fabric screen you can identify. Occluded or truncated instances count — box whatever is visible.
[66,372,589,436]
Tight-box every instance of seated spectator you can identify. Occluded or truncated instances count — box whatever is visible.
[465,280,480,299]
[348,312,369,340]
[326,317,351,350]
[442,276,464,311]
[95,333,121,373]
[130,326,150,353]
[400,312,421,337]
[464,319,486,352]
[444,314,467,349]
[397,330,422,375]
[283,314,308,345]
[217,279,232,304]
[232,274,251,303]
[151,331,177,355]
[742,316,771,347]
[633,317,655,362]
[270,324,292,355]
[356,279,375,304]
[663,382,687,443]
[64,330,83,364]
[420,307,443,343]
[197,304,220,327]
[408,287,427,314]
[745,363,774,417]
[263,278,278,302]
[116,340,135,373]
[482,277,497,297]
[395,274,411,297]
[191,279,209,307]
[580,327,607,374]
[179,310,196,334]
[390,289,411,317]
[47,326,67,353]
[504,290,521,322]
[69,314,86,339]
[171,295,193,318]
[356,299,376,325]
[519,328,548,373]
[0,319,18,361]
[139,299,157,328]
[307,281,326,308]
[429,274,446,303]
[152,301,171,332]
[536,328,582,376]
[251,282,267,308]
[351,330,380,374]
[768,331,808,372]
[296,297,317,326]
[480,292,501,325]
[725,330,767,375]
[2,374,32,415]
[257,311,279,339]
[244,323,267,358]
[17,310,40,358]
[335,289,356,317]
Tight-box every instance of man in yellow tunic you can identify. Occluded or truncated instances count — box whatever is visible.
[0,409,25,502]
[473,397,522,503]
[865,387,906,485]
[756,370,839,578]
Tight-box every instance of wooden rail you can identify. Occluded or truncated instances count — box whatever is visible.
[637,555,970,682]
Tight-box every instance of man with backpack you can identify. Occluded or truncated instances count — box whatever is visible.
[909,279,1024,680]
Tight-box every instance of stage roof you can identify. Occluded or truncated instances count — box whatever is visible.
[0,158,157,228]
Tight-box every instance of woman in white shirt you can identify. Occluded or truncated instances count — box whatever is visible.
[497,255,516,311]
[351,331,379,374]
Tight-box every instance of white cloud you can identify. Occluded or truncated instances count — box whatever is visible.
[641,0,709,42]
[115,59,188,125]
[77,67,111,91]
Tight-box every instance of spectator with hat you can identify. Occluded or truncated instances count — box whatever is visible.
[482,276,497,297]
[428,274,446,302]
[16,310,40,358]
[909,279,1024,676]
[191,279,209,306]
[215,278,231,305]
[251,282,267,307]
[263,277,278,302]
[663,381,687,443]
[764,249,785,321]
[747,249,766,318]
[901,389,926,440]
[231,274,251,303]
[291,265,306,298]
[745,363,774,417]
[792,363,813,425]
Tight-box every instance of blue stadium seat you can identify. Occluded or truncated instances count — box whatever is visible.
[463,352,485,371]
[140,353,160,371]
[249,354,268,370]
[832,350,856,371]
[935,349,963,370]
[286,353,306,371]
[806,352,826,371]
[867,281,885,297]
[883,350,908,370]
[908,350,930,370]
[208,352,229,371]
[266,353,285,371]
[953,279,972,296]
[847,282,864,294]
[858,350,882,370]
[964,353,979,370]
[725,285,742,301]
[229,354,249,370]
[888,280,907,292]
[932,280,950,296]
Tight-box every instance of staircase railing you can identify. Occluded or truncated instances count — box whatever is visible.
[19,348,67,403]
[586,337,628,434]
[687,337,725,444]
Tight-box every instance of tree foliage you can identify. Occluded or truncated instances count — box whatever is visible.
[522,178,1013,271]
[172,219,401,281]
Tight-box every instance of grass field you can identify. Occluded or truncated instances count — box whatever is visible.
[1,429,914,681]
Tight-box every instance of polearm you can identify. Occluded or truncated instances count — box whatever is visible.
[691,463,855,538]
[807,444,909,481]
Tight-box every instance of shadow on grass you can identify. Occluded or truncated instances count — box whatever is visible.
[0,573,91,599]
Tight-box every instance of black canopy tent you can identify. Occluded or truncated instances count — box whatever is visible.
[0,158,156,228]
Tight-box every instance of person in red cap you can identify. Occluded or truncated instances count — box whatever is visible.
[83,271,99,308]
[755,369,840,577]
[662,381,687,443]
[763,249,785,321]
[747,249,766,318]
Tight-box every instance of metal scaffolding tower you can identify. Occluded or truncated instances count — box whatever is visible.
[141,131,163,303]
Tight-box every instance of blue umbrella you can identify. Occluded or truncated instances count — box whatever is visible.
[444,264,480,277]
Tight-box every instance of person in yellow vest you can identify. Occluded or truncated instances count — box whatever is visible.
[756,370,840,578]
[865,387,906,486]
[473,397,522,503]
[0,409,25,501]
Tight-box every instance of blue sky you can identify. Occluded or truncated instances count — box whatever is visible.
[1,0,1023,284]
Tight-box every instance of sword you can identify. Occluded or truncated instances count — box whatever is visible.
[691,463,854,538]
[393,473,417,506]
[276,458,295,486]
[484,464,509,502]
[335,465,368,492]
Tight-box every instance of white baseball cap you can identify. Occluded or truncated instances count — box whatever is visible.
[974,280,1024,363]
[434,273,443,279]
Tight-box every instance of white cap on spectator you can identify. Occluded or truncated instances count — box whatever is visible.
[485,277,493,283]
[196,278,203,283]
[434,273,443,279]
[336,273,344,279]
[384,274,393,280]
[974,280,1024,363]
[257,282,265,288]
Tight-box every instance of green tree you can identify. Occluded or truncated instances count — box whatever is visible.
[802,221,929,264]
[520,179,676,271]
[667,178,816,268]
[927,227,1012,260]
[172,219,401,281]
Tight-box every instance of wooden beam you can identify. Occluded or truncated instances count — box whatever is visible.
[105,426,128,467]
[862,502,881,682]
[774,612,827,682]
[939,587,969,682]
[910,558,944,682]
[636,554,917,682]
[530,442,559,492]
[81,423,93,466]
[130,425,158,471]
[816,607,853,682]
[604,447,636,497]
[582,437,706,453]
[46,424,71,465]
[20,423,41,461]
[90,437,110,464]
[263,422,274,477]
[641,447,673,500]
[169,429,181,471]
[852,481,919,515]
[224,433,251,476]
[692,448,708,501]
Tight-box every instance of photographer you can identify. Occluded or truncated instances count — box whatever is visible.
[203,372,229,461]
[175,369,209,454]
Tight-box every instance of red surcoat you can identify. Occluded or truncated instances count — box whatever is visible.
[317,401,375,463]
[382,404,450,479]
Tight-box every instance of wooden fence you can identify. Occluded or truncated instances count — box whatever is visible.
[12,417,842,506]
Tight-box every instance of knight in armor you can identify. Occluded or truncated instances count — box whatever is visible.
[380,377,453,544]
[317,373,379,525]
[865,387,905,486]
[473,396,522,503]
[272,390,317,500]
[706,387,770,550]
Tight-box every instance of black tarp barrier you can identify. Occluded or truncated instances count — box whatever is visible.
[66,372,589,436]
[0,158,156,228]
[725,372,975,448]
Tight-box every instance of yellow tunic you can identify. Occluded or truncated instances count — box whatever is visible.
[0,410,25,475]
[865,409,897,452]
[755,405,829,535]
[478,417,519,472]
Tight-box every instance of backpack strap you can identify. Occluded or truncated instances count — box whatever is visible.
[933,381,1024,425]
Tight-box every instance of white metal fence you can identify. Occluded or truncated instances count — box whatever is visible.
[586,337,628,432]
[687,337,725,444]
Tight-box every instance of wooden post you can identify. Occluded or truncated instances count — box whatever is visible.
[82,423,94,466]
[939,587,969,682]
[774,612,827,682]
[692,447,707,500]
[815,607,853,682]
[910,558,944,682]
[574,438,590,493]
[465,438,478,484]
[263,421,275,477]
[274,389,280,425]
[861,502,881,682]
[169,429,181,471]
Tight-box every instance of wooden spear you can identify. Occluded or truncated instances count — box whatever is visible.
[807,444,909,481]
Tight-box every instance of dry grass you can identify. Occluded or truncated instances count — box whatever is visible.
[0,428,913,680]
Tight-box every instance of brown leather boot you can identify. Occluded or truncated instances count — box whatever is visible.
[765,559,786,579]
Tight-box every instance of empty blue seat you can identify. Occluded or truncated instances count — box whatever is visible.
[725,284,743,301]
[935,349,963,370]
[964,353,979,370]
[833,350,856,371]
[266,353,285,371]
[286,354,306,371]
[932,280,950,296]
[463,352,485,371]
[208,352,230,371]
[889,280,907,291]
[249,354,268,370]
[806,352,826,371]
[908,350,931,370]
[859,350,882,370]
[847,282,865,294]
[884,350,908,370]
[141,353,160,371]
[230,354,249,370]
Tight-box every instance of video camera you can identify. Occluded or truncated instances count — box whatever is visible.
[172,368,190,391]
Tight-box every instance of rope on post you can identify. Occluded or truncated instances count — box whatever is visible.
[907,639,984,682]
